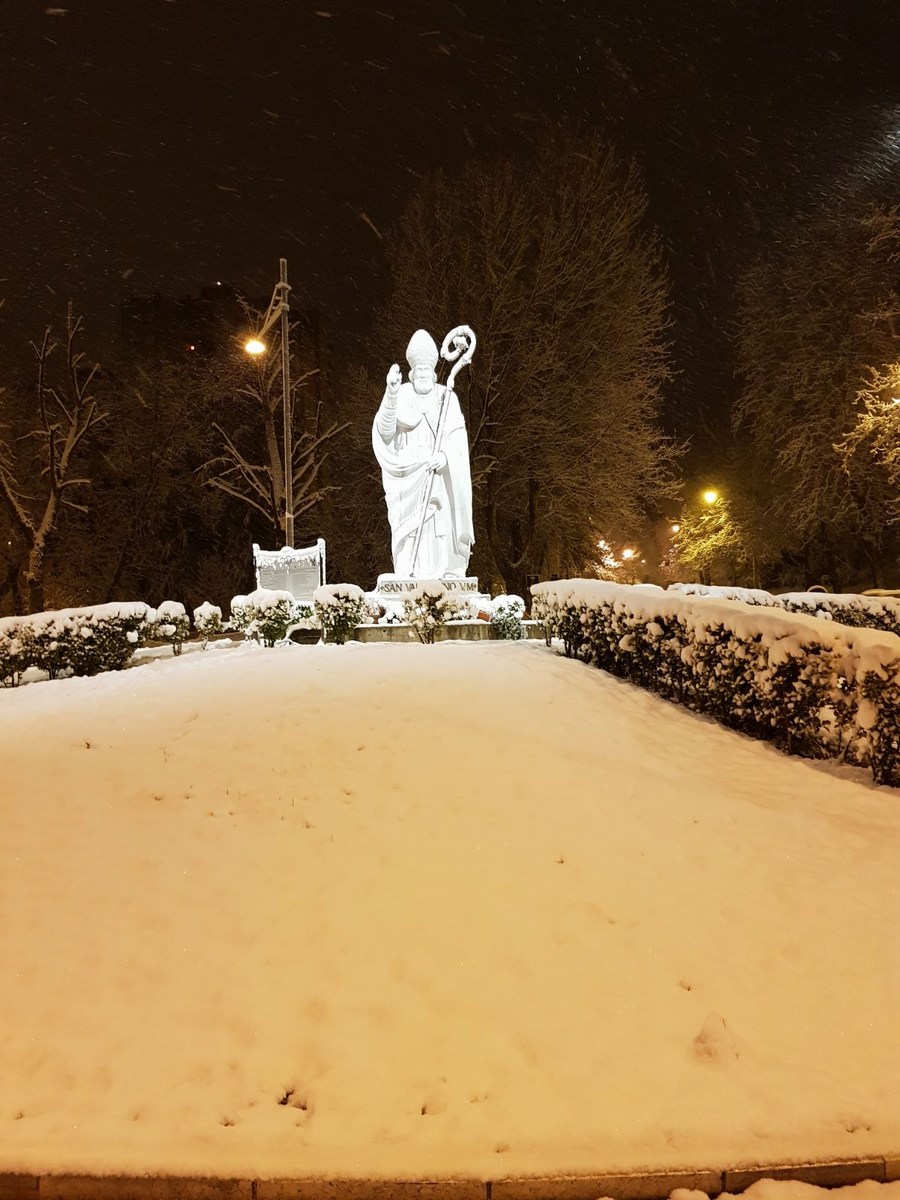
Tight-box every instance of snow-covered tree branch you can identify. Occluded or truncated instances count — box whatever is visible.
[0,307,107,611]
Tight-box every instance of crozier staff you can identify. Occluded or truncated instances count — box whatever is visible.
[372,328,474,579]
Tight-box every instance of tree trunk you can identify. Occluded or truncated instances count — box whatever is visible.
[501,564,530,602]
[103,533,134,603]
[26,543,45,614]
[0,555,23,615]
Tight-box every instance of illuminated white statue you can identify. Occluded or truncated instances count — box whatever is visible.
[372,327,476,579]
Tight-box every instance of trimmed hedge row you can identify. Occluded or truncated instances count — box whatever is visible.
[0,603,158,686]
[0,589,329,687]
[670,582,900,636]
[532,579,900,787]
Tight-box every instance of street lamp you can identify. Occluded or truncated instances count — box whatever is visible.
[244,258,294,548]
[702,488,719,505]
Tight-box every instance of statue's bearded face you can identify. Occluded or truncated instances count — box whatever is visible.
[410,363,435,395]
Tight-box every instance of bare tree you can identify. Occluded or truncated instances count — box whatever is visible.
[0,309,106,612]
[201,319,348,546]
[354,127,680,596]
[73,355,246,609]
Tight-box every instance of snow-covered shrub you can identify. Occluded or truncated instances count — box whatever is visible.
[671,582,900,637]
[0,618,29,687]
[536,591,591,658]
[47,603,153,676]
[669,583,782,608]
[153,600,190,656]
[226,590,310,646]
[282,601,320,639]
[228,595,252,637]
[761,638,844,758]
[490,594,526,640]
[285,602,322,644]
[246,589,295,647]
[780,592,900,638]
[193,601,224,649]
[858,667,900,787]
[533,579,900,785]
[292,602,316,627]
[73,603,155,674]
[314,583,366,645]
[22,611,71,680]
[0,603,153,682]
[402,580,461,644]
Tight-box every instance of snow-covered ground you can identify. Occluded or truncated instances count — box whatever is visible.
[2,638,899,1181]
[684,1186,900,1200]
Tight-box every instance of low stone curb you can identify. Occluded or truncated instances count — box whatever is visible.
[1,1159,898,1200]
[350,621,545,644]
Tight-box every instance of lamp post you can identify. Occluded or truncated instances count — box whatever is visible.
[621,545,638,585]
[244,258,294,548]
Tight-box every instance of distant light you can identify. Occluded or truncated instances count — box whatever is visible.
[244,338,266,356]
[671,522,680,534]
[187,344,196,352]
[702,489,719,505]
[622,547,636,560]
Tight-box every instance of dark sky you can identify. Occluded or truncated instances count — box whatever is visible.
[3,0,900,425]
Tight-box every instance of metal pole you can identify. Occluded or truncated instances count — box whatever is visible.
[279,258,294,548]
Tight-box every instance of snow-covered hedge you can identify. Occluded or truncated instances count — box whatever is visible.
[780,590,900,636]
[152,600,191,655]
[670,582,900,636]
[0,602,156,685]
[490,594,526,640]
[402,580,461,644]
[228,589,315,646]
[533,579,900,786]
[314,583,366,645]
[193,602,224,648]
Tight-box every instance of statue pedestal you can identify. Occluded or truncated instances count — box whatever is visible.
[369,575,491,621]
[373,574,480,598]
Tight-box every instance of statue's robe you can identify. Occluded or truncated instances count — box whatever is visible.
[372,382,474,578]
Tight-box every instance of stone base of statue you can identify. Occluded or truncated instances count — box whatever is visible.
[351,618,546,644]
[373,574,481,598]
[368,574,493,625]
[355,574,544,643]
[372,575,489,615]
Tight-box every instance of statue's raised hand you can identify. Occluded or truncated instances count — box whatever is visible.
[386,363,402,397]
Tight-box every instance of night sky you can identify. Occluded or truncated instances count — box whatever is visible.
[3,0,900,429]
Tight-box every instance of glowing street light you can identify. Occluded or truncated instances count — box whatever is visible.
[702,488,719,505]
[243,258,294,547]
[671,522,680,534]
[621,547,636,560]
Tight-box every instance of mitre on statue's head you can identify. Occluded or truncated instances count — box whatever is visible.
[405,329,439,370]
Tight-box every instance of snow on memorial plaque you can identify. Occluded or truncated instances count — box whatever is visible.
[252,539,326,604]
